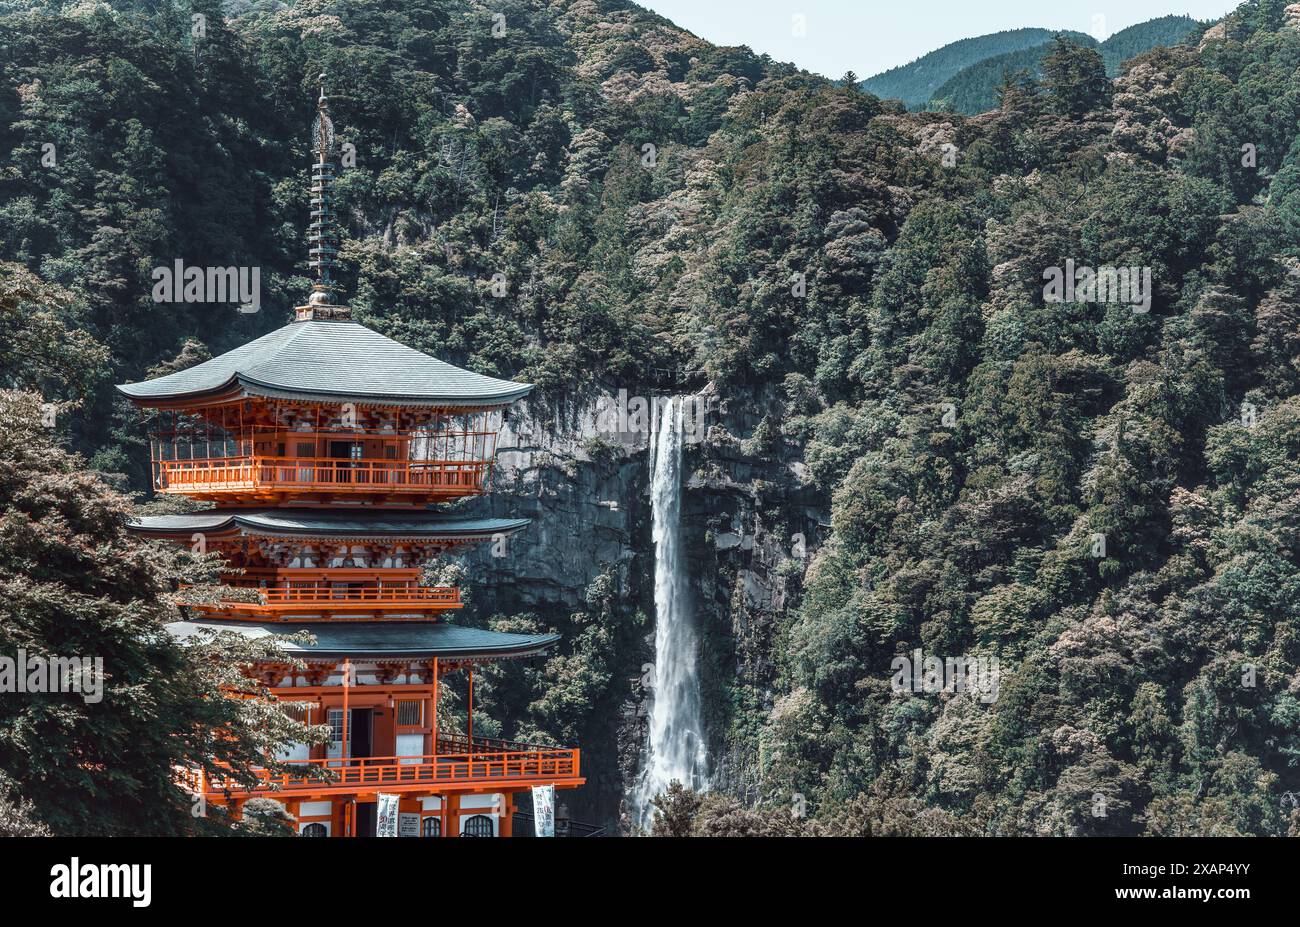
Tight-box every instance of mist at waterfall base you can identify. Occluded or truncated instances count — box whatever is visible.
[628,396,709,833]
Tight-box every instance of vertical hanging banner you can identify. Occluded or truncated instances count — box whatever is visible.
[376,793,399,837]
[532,785,555,837]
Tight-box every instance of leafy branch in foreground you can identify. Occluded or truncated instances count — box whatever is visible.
[0,389,325,835]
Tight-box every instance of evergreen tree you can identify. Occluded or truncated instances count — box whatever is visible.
[1041,35,1110,116]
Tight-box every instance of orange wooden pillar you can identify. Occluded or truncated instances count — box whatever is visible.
[431,658,439,754]
[443,793,459,837]
[341,658,351,762]
[342,799,354,838]
[500,793,514,838]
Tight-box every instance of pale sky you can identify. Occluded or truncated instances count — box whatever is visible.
[637,0,1243,79]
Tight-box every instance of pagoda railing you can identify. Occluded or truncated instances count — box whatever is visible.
[232,567,423,583]
[260,585,460,606]
[190,747,581,798]
[149,425,498,464]
[149,423,499,498]
[184,583,462,618]
[436,733,552,755]
[155,455,491,496]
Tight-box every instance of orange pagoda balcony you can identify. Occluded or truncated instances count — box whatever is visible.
[259,585,461,609]
[185,571,463,621]
[184,736,582,801]
[149,423,498,504]
[154,455,490,503]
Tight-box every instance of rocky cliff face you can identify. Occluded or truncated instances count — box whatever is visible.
[452,385,827,831]
[677,386,829,806]
[465,394,652,612]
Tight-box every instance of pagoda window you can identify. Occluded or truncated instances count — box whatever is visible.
[326,440,361,459]
[302,823,328,838]
[395,700,422,727]
[326,709,345,758]
[461,815,493,837]
[422,817,440,838]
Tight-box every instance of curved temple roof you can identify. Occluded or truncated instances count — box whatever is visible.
[168,619,559,661]
[116,319,533,408]
[127,509,529,542]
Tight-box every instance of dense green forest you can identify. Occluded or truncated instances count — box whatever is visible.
[929,16,1202,114]
[3,0,1300,835]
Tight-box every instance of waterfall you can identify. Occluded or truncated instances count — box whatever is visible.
[629,395,708,833]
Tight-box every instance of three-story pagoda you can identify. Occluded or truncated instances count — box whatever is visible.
[118,78,581,837]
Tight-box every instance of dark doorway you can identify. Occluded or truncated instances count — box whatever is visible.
[350,708,372,758]
[329,441,358,483]
[353,802,376,838]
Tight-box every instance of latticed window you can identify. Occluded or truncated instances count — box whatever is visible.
[461,814,493,837]
[396,700,422,727]
[422,817,440,837]
[301,823,327,838]
[327,709,344,747]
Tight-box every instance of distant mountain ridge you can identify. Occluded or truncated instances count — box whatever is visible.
[1096,13,1204,71]
[859,27,1073,108]
[929,15,1203,114]
[862,15,1203,113]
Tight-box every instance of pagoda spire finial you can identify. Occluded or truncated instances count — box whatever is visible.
[298,70,349,321]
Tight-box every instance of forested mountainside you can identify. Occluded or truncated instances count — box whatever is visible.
[930,16,1203,114]
[859,27,1081,107]
[1098,14,1204,70]
[5,0,1300,835]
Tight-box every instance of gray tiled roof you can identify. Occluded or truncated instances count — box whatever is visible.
[116,320,532,407]
[167,619,559,659]
[128,509,529,540]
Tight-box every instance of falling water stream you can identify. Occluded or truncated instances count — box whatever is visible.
[629,396,709,832]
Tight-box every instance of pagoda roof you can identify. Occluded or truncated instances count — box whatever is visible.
[167,619,559,661]
[127,509,529,543]
[116,319,532,409]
